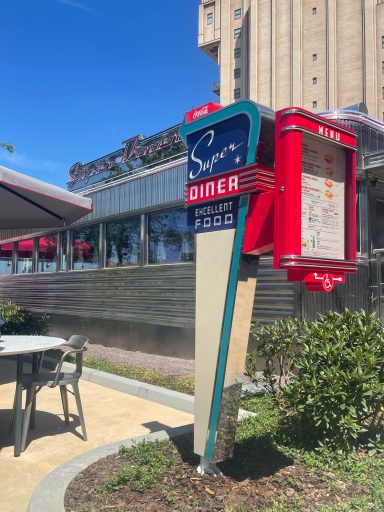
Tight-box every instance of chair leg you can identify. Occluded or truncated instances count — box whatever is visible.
[8,387,17,435]
[60,385,70,425]
[21,385,36,453]
[72,381,87,441]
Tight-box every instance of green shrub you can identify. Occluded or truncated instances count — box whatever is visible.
[0,301,50,335]
[246,317,303,395]
[281,310,384,450]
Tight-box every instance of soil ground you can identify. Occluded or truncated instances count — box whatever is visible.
[65,433,366,512]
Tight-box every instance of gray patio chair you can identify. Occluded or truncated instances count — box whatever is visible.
[20,334,89,452]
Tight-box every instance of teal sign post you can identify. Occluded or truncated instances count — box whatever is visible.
[180,101,264,472]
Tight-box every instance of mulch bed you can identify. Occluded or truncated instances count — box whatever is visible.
[65,434,366,512]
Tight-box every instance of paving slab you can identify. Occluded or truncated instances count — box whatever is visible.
[0,357,193,512]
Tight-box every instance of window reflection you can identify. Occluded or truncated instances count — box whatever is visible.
[37,234,58,273]
[0,244,13,275]
[148,209,194,264]
[106,217,141,267]
[17,240,33,273]
[61,231,68,271]
[72,226,100,270]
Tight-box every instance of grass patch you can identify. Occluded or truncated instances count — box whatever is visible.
[103,440,177,493]
[81,356,195,394]
[45,351,195,395]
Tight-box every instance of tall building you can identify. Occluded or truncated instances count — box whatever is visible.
[198,0,384,118]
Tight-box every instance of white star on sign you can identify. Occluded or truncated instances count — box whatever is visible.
[234,155,242,165]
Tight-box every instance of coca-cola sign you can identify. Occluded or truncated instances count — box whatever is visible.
[186,102,222,123]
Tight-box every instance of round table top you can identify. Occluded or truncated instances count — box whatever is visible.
[0,335,66,356]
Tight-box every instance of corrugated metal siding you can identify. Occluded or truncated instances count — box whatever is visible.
[252,255,298,323]
[76,161,188,223]
[300,264,369,320]
[0,264,195,329]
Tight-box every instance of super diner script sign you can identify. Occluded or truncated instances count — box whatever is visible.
[179,100,262,233]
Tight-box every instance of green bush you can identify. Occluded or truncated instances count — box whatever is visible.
[0,301,50,335]
[246,310,384,451]
[246,317,303,395]
[282,310,384,450]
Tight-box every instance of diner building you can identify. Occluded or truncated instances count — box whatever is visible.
[1,104,384,357]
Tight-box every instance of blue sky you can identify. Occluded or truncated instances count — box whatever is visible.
[0,0,218,187]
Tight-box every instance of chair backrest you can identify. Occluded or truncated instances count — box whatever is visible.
[66,335,89,351]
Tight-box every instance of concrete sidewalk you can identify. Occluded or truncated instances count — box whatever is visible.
[0,357,193,512]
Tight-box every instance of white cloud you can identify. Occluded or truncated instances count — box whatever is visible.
[0,150,68,178]
[51,0,98,14]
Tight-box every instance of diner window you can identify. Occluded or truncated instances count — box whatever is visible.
[234,47,241,59]
[17,240,33,274]
[60,231,68,271]
[234,88,241,99]
[105,217,141,268]
[37,234,57,273]
[234,28,241,38]
[207,12,213,25]
[72,226,100,270]
[0,243,13,275]
[234,8,241,19]
[234,67,241,79]
[148,209,194,264]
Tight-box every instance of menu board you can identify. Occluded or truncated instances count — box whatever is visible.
[301,135,345,260]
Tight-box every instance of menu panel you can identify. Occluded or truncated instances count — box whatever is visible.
[301,135,345,260]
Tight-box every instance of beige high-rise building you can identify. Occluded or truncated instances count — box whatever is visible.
[198,0,384,119]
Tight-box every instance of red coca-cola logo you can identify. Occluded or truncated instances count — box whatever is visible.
[193,106,209,120]
[186,102,222,123]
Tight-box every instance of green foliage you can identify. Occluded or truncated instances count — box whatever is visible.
[0,301,49,335]
[246,318,303,395]
[103,440,176,494]
[282,310,384,450]
[0,142,14,153]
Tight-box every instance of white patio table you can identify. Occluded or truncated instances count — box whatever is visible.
[0,335,66,456]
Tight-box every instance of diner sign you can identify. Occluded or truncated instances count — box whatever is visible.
[67,126,184,190]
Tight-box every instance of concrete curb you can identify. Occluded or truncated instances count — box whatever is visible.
[27,424,194,512]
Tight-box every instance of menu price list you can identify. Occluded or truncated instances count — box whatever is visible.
[301,135,346,260]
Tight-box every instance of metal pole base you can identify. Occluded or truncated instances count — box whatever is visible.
[197,457,222,476]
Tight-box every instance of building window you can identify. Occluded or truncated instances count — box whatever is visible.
[148,209,194,264]
[382,35,384,48]
[382,61,384,73]
[37,234,58,273]
[16,240,33,274]
[382,86,384,99]
[234,8,241,19]
[0,243,12,275]
[312,100,318,108]
[234,88,241,99]
[234,28,241,38]
[313,77,317,84]
[72,225,100,270]
[312,53,317,61]
[234,47,241,59]
[105,217,141,268]
[207,12,213,25]
[234,67,241,79]
[312,7,317,14]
